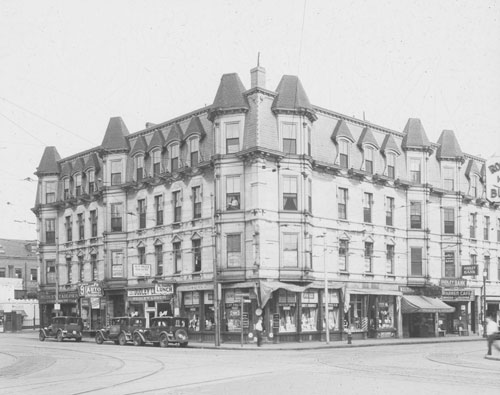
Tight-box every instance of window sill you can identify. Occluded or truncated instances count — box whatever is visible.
[385,274,396,279]
[363,272,375,277]
[339,271,349,276]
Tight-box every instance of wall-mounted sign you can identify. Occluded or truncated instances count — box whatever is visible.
[442,289,474,301]
[78,282,104,298]
[440,278,466,288]
[486,155,500,203]
[132,264,151,277]
[127,284,173,301]
[462,265,478,276]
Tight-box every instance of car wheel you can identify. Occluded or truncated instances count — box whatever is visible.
[118,332,127,346]
[56,331,63,342]
[180,342,188,348]
[113,339,120,345]
[95,333,104,344]
[159,333,168,348]
[133,333,143,346]
[39,331,46,342]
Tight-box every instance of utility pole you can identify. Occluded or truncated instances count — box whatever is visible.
[323,233,330,344]
[211,193,220,347]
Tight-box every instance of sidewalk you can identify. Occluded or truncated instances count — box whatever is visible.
[188,334,485,351]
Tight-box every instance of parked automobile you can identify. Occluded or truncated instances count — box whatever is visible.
[95,316,146,345]
[132,317,189,348]
[39,316,83,342]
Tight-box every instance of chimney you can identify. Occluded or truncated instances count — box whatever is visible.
[250,65,266,89]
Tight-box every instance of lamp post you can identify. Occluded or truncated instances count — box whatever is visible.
[483,269,487,337]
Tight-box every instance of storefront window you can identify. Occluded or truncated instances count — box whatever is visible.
[279,290,297,333]
[301,290,318,332]
[183,291,200,331]
[377,296,395,329]
[326,290,341,331]
[347,294,367,332]
[224,289,243,332]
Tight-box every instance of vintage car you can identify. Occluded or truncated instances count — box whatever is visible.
[95,316,146,345]
[39,316,83,342]
[132,317,189,348]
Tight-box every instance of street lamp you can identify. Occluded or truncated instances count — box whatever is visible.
[483,269,487,337]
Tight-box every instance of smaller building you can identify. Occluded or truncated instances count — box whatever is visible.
[0,239,40,329]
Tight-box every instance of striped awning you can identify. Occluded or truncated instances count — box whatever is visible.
[401,295,455,314]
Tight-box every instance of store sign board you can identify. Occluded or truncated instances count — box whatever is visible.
[132,264,151,277]
[90,298,100,309]
[127,284,174,301]
[78,282,104,298]
[486,155,500,203]
[440,278,466,288]
[442,289,474,301]
[462,265,478,276]
[444,252,455,264]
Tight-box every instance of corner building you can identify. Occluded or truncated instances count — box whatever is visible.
[33,65,500,342]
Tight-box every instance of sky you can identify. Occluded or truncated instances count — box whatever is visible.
[0,0,499,240]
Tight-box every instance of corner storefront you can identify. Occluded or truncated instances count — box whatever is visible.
[126,283,174,327]
[439,278,475,335]
[78,281,105,331]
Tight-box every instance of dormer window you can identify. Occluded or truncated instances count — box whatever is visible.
[225,122,240,154]
[386,153,396,179]
[135,155,144,181]
[339,140,350,168]
[63,178,70,199]
[74,173,82,197]
[443,166,454,190]
[364,147,374,174]
[189,137,199,167]
[282,122,297,154]
[87,170,95,194]
[169,144,179,171]
[151,149,161,176]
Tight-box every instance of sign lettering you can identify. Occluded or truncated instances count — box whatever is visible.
[486,156,500,203]
[462,265,478,276]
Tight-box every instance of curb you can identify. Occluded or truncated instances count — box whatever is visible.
[187,337,483,351]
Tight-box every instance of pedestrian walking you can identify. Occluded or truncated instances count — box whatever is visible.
[255,316,263,347]
[485,315,500,356]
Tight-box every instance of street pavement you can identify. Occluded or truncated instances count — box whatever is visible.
[1,330,500,394]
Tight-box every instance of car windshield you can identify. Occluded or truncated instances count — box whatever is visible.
[131,318,145,326]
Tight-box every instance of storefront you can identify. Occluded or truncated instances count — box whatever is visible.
[78,281,105,331]
[439,279,474,335]
[401,294,455,337]
[39,288,79,326]
[177,283,216,342]
[126,283,174,327]
[485,284,500,324]
[344,288,401,339]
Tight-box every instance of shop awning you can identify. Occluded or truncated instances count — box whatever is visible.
[260,280,309,308]
[401,295,455,314]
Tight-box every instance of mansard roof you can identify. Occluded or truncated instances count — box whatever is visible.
[84,153,101,173]
[465,158,481,178]
[272,75,317,121]
[60,162,73,178]
[183,116,206,141]
[36,146,61,176]
[101,117,130,151]
[71,158,85,175]
[129,135,147,156]
[331,120,355,143]
[436,130,464,160]
[208,73,248,121]
[401,118,431,150]
[147,129,165,152]
[381,134,401,155]
[164,124,184,146]
[357,127,380,149]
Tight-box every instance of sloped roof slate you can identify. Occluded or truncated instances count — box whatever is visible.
[71,158,85,174]
[272,75,314,113]
[0,239,37,258]
[210,73,249,112]
[331,120,355,143]
[60,162,73,178]
[465,158,481,178]
[381,134,401,155]
[147,129,165,152]
[165,124,184,146]
[183,116,206,141]
[84,153,101,174]
[129,135,147,156]
[357,127,380,149]
[401,118,431,150]
[36,146,61,175]
[101,117,130,151]
[436,130,463,160]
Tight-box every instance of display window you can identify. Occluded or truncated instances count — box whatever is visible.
[279,290,297,333]
[183,291,200,331]
[346,294,367,332]
[204,291,215,331]
[224,289,242,332]
[376,296,395,329]
[301,290,318,331]
[326,290,341,331]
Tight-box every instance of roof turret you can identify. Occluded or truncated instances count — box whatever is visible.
[101,117,130,152]
[208,73,249,121]
[272,75,317,121]
[35,146,61,176]
[436,130,464,160]
[401,118,431,150]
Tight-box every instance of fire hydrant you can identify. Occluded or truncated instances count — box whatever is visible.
[347,328,352,344]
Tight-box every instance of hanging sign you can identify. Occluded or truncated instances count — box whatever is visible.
[462,265,478,276]
[486,155,500,203]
